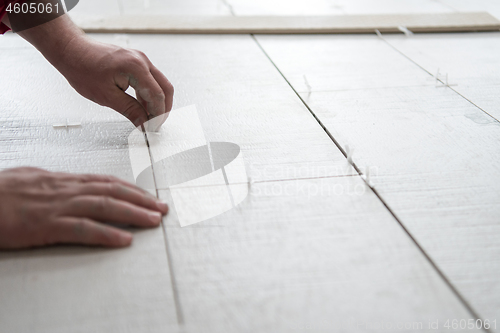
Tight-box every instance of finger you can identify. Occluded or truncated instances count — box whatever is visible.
[122,70,165,120]
[137,93,148,111]
[150,66,174,112]
[76,182,168,214]
[34,171,146,196]
[51,217,132,247]
[77,173,152,196]
[125,51,173,120]
[149,65,174,129]
[136,93,162,132]
[55,174,159,209]
[144,112,169,132]
[62,195,163,227]
[106,87,149,127]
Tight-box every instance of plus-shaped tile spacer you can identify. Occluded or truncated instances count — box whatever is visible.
[52,119,82,130]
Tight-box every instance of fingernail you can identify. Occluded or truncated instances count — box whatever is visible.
[156,200,168,214]
[119,232,133,246]
[148,211,162,225]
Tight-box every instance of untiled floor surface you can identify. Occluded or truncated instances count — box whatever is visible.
[0,1,499,332]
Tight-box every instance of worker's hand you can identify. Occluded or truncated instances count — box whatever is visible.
[58,35,173,130]
[0,167,168,249]
[15,15,173,130]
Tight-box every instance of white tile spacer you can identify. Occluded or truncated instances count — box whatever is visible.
[435,70,457,88]
[303,75,312,95]
[360,166,374,188]
[435,68,440,86]
[397,26,414,37]
[247,176,254,192]
[219,0,235,15]
[52,119,81,130]
[345,145,354,165]
[444,73,457,87]
[112,34,130,48]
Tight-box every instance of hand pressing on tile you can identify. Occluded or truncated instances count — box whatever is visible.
[53,34,174,131]
[3,14,173,131]
[0,167,168,249]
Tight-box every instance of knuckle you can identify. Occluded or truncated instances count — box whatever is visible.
[65,195,80,208]
[133,49,148,59]
[64,196,85,215]
[122,106,146,126]
[62,217,91,242]
[166,81,174,94]
[38,175,56,190]
[99,196,112,210]
[117,184,131,196]
[121,103,141,122]
[101,174,116,182]
[42,222,61,245]
[123,100,141,115]
[91,196,110,213]
[74,218,87,234]
[14,166,44,173]
[107,175,122,183]
[125,52,146,69]
[115,49,143,70]
[95,224,114,243]
[56,190,78,206]
[154,91,166,102]
[79,174,95,183]
[107,182,118,194]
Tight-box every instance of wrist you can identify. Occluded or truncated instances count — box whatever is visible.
[18,14,86,67]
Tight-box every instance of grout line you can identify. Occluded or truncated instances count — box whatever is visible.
[142,128,185,326]
[117,0,124,16]
[295,82,451,94]
[221,166,236,207]
[378,32,500,124]
[446,87,499,123]
[155,173,359,191]
[251,35,350,165]
[220,0,236,16]
[372,32,494,330]
[251,174,358,183]
[433,0,460,13]
[251,33,490,332]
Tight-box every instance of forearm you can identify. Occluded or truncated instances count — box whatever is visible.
[16,14,86,67]
[1,10,12,29]
[3,9,173,129]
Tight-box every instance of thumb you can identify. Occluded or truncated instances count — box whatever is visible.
[106,89,149,128]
